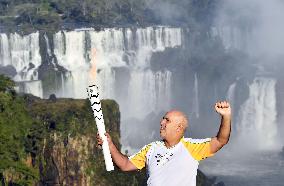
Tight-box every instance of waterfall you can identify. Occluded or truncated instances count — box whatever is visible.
[127,70,172,118]
[211,26,246,50]
[51,27,182,118]
[0,32,42,97]
[44,34,52,57]
[1,27,182,149]
[88,28,125,99]
[19,80,43,98]
[226,81,236,116]
[1,27,182,117]
[236,77,277,150]
[124,27,180,118]
[10,32,41,81]
[0,34,11,66]
[0,27,182,108]
[226,82,236,104]
[155,70,172,112]
[193,73,199,118]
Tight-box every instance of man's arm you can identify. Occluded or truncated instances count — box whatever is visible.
[96,133,138,171]
[210,101,231,154]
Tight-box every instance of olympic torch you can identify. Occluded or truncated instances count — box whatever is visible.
[87,49,114,171]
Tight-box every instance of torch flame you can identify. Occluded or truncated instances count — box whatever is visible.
[90,48,97,82]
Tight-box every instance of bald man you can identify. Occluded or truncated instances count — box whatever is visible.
[97,101,231,186]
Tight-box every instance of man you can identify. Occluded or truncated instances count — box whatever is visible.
[97,101,231,186]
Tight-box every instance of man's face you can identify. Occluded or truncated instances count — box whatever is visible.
[160,112,180,140]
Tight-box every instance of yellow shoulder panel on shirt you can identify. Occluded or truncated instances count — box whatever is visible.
[129,143,152,169]
[181,138,214,161]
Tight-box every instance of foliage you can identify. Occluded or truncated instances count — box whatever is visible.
[0,76,39,185]
[0,0,218,33]
[0,75,15,92]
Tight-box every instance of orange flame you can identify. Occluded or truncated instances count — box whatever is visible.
[89,48,97,82]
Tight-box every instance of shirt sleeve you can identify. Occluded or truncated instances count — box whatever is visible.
[182,138,214,161]
[128,143,152,169]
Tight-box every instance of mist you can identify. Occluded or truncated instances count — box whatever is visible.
[212,0,284,149]
[216,0,284,56]
[197,1,284,185]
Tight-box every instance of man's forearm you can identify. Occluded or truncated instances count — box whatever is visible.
[216,115,231,145]
[109,143,133,171]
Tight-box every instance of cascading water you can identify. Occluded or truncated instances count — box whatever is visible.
[44,34,52,58]
[236,77,278,150]
[211,26,248,51]
[0,34,10,66]
[193,73,199,118]
[226,81,236,127]
[51,27,182,119]
[0,32,43,97]
[226,82,236,106]
[0,27,182,150]
[54,27,182,150]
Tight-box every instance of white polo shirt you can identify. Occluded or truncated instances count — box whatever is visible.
[129,137,214,186]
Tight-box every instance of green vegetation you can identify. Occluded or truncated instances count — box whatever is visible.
[0,0,217,33]
[0,0,150,33]
[0,76,38,185]
[0,75,15,92]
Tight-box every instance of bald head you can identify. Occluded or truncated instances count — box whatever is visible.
[167,110,189,130]
[160,110,189,142]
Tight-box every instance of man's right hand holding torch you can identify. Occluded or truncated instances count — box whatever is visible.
[96,133,137,171]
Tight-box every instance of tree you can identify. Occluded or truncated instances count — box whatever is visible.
[0,75,15,92]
